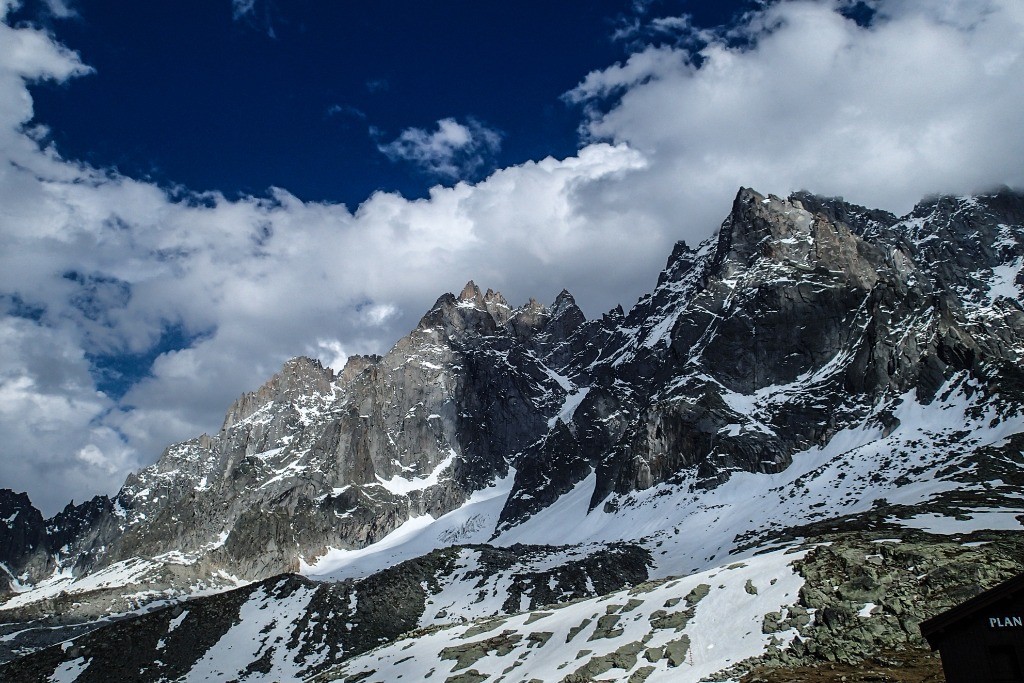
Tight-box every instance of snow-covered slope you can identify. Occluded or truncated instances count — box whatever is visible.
[317,545,809,683]
[7,530,1022,682]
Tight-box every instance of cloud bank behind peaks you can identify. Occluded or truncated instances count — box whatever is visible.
[0,0,649,513]
[567,0,1024,226]
[0,0,1023,513]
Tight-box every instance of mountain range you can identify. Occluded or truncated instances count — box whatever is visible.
[2,186,1024,682]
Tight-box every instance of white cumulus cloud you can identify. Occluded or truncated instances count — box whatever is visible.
[565,0,1024,234]
[378,117,504,180]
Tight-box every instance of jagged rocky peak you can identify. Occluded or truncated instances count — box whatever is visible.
[222,356,335,430]
[274,356,335,389]
[419,279,586,342]
[787,190,899,237]
[602,303,625,324]
[506,290,588,342]
[0,490,40,528]
[542,289,587,344]
[45,495,112,549]
[569,187,1021,505]
[894,189,1024,306]
[483,288,507,305]
[483,288,512,326]
[520,296,547,315]
[416,282,500,337]
[339,353,381,385]
[550,289,577,316]
[458,279,485,306]
[507,296,549,339]
[454,280,514,326]
[656,240,699,287]
[900,191,1022,244]
[714,187,883,289]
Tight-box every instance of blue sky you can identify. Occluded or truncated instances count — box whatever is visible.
[1,0,1022,514]
[17,0,753,205]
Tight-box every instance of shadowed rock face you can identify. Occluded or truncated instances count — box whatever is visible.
[3,187,1024,671]
[0,491,45,591]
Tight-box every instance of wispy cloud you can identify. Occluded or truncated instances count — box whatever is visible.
[231,0,255,20]
[42,0,77,19]
[230,0,276,38]
[326,103,367,121]
[377,117,503,180]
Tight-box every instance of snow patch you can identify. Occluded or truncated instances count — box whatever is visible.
[48,656,91,682]
[894,510,1024,534]
[986,257,1023,303]
[0,558,157,611]
[548,387,590,428]
[168,609,188,633]
[303,468,516,580]
[374,448,457,495]
[188,580,321,680]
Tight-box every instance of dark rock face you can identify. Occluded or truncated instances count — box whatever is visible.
[0,492,112,593]
[497,187,1024,525]
[0,491,45,591]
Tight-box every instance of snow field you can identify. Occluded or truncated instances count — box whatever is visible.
[302,468,518,580]
[323,545,807,683]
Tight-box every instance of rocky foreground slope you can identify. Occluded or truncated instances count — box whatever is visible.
[2,187,1024,680]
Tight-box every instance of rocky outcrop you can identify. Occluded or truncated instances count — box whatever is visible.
[220,356,336,431]
[730,532,1024,680]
